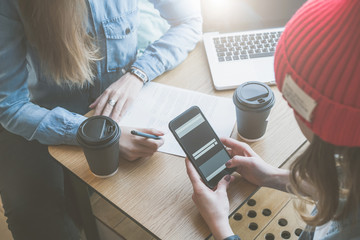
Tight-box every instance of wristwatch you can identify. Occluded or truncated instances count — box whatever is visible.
[130,67,149,84]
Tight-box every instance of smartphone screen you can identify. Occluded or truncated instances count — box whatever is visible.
[169,106,234,188]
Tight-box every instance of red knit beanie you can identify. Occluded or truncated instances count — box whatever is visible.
[275,0,360,147]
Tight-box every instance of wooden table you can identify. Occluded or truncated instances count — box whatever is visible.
[49,41,306,240]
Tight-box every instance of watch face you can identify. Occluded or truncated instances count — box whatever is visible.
[131,68,148,83]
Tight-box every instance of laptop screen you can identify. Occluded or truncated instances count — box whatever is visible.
[202,0,307,32]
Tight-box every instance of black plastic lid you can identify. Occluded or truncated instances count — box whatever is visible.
[77,116,120,146]
[233,81,275,110]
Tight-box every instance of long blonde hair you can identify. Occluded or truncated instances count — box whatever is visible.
[18,0,99,86]
[290,136,360,226]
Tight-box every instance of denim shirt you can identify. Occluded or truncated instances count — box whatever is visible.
[0,0,202,145]
[299,206,360,240]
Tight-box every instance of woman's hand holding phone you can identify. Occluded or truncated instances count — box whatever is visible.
[221,137,290,192]
[185,158,235,240]
[185,137,291,239]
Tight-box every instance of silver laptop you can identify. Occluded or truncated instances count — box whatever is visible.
[203,0,306,90]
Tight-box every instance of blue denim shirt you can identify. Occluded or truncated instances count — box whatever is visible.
[0,0,202,145]
[299,206,360,240]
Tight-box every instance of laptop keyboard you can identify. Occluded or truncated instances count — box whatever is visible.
[213,31,283,62]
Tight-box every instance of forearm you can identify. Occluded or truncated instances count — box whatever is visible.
[211,222,234,240]
[132,22,202,81]
[207,218,235,240]
[262,168,317,198]
[134,0,202,81]
[1,100,86,145]
[262,168,291,192]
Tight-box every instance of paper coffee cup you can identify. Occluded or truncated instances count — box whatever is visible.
[77,116,120,178]
[233,81,275,141]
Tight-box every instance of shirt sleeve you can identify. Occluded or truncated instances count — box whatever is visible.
[223,235,241,240]
[131,0,202,81]
[0,1,86,146]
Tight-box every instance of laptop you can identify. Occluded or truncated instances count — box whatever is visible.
[203,0,307,90]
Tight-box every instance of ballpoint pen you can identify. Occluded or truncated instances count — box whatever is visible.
[130,130,162,140]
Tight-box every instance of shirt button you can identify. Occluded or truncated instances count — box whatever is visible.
[121,68,126,74]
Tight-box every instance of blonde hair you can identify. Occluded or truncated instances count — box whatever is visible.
[18,0,99,87]
[290,136,360,226]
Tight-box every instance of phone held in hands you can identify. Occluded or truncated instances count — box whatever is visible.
[169,106,234,189]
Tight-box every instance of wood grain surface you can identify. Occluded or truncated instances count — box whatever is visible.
[49,41,306,239]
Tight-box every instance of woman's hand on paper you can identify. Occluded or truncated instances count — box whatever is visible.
[119,127,164,161]
[89,72,143,122]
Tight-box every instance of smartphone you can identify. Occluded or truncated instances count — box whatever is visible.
[169,106,234,189]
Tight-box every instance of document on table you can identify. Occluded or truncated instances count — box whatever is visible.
[119,82,236,157]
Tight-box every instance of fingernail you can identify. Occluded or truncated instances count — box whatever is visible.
[225,160,231,167]
[225,175,231,182]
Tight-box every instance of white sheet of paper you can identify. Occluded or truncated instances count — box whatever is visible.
[119,82,236,157]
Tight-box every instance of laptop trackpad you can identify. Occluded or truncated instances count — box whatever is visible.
[213,58,275,90]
